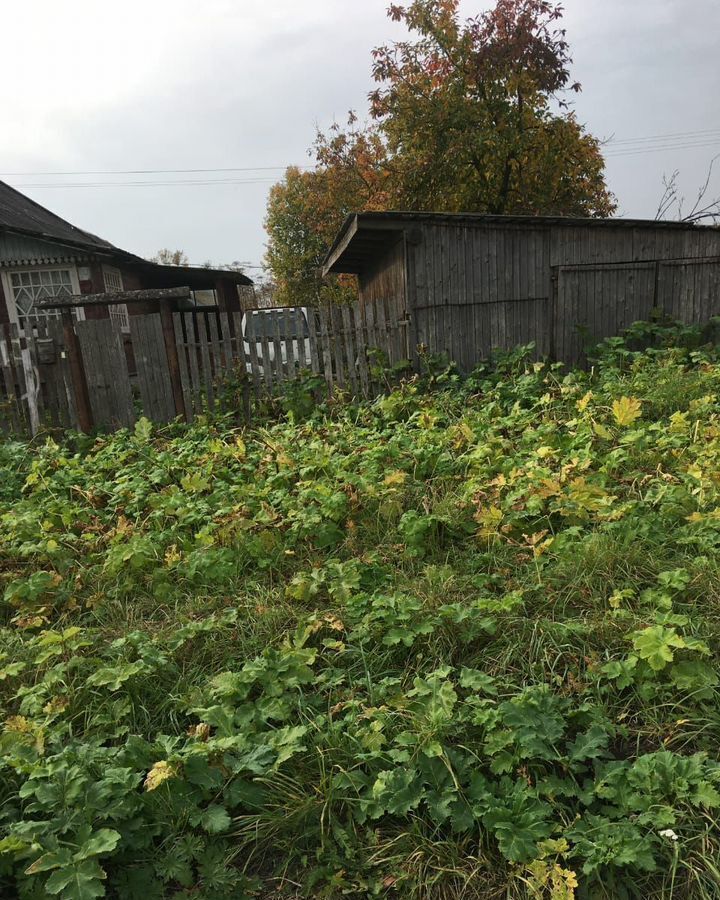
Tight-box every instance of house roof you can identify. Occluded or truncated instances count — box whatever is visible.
[0,180,121,255]
[323,210,718,275]
[0,180,252,285]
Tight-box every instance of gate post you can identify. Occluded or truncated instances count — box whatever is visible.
[61,309,93,433]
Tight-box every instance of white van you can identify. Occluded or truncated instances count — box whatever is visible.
[241,307,311,375]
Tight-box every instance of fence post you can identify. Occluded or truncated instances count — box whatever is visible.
[61,309,93,433]
[159,301,186,421]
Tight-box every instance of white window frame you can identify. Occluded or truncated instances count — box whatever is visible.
[102,265,130,332]
[0,265,84,328]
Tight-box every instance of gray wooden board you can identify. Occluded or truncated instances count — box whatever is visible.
[257,318,273,393]
[352,303,370,397]
[282,308,297,380]
[307,308,321,376]
[76,318,135,430]
[318,304,334,394]
[130,314,176,423]
[196,315,215,411]
[241,313,262,398]
[330,305,346,390]
[294,308,308,371]
[271,309,284,386]
[0,330,21,432]
[173,312,194,422]
[184,313,203,413]
[341,304,359,396]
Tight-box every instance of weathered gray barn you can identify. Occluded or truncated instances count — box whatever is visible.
[323,212,720,369]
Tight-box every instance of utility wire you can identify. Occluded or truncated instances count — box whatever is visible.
[3,128,720,178]
[4,129,720,187]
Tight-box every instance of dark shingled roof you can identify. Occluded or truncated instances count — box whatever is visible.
[0,180,120,253]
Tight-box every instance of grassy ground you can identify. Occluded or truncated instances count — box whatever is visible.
[2,323,720,899]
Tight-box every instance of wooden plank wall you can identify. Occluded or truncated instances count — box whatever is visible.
[399,221,720,371]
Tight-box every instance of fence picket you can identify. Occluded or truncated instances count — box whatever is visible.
[239,312,261,399]
[318,304,334,395]
[173,312,194,422]
[341,305,359,397]
[330,306,346,391]
[351,304,370,398]
[184,313,203,414]
[282,308,296,379]
[295,308,307,372]
[307,308,321,377]
[271,310,285,386]
[0,328,21,433]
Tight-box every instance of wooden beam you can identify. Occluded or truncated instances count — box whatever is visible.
[322,216,359,275]
[38,286,192,309]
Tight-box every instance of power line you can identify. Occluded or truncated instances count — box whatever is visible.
[0,165,313,177]
[11,177,278,188]
[606,128,720,146]
[605,140,720,158]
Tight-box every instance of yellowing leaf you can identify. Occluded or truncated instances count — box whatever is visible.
[576,391,593,413]
[475,506,503,538]
[384,470,408,487]
[612,396,642,427]
[144,760,177,792]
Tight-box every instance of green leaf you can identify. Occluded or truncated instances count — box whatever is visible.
[201,804,231,834]
[74,829,121,861]
[694,782,720,807]
[25,849,73,875]
[44,859,106,899]
[632,625,686,671]
[601,656,638,689]
[371,768,424,816]
[567,725,610,764]
[459,667,498,694]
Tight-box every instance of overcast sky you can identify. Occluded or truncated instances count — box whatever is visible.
[2,0,719,278]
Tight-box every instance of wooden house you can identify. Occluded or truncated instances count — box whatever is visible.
[323,212,720,369]
[0,180,252,332]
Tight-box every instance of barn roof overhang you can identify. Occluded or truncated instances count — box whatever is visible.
[323,210,718,276]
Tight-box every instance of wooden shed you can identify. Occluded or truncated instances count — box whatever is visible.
[323,212,720,369]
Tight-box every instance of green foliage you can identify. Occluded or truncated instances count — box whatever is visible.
[2,330,720,898]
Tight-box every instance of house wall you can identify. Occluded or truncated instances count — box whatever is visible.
[399,221,720,370]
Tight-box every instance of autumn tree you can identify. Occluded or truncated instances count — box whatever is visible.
[265,0,615,302]
[370,0,615,216]
[265,119,391,306]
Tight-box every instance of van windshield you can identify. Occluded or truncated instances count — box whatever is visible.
[245,310,309,340]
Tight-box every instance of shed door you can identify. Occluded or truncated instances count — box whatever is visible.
[554,263,656,365]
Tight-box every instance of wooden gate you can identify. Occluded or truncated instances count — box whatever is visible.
[554,263,658,364]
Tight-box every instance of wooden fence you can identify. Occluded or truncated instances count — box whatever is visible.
[0,296,408,436]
